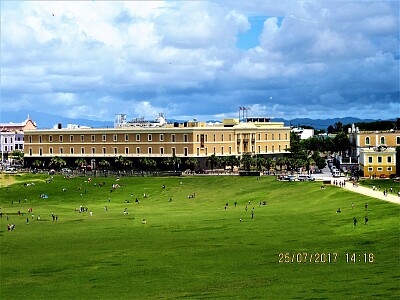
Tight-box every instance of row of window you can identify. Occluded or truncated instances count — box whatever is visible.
[33,133,180,143]
[367,156,393,164]
[31,147,180,156]
[1,144,24,151]
[28,143,288,156]
[1,137,23,143]
[367,167,393,172]
[30,132,289,144]
[365,136,400,145]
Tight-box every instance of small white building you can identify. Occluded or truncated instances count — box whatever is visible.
[291,127,314,139]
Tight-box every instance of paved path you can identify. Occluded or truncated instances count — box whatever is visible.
[331,179,400,205]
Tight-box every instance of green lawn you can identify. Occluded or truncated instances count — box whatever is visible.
[1,174,399,299]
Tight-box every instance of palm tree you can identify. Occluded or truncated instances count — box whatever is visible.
[32,160,43,169]
[206,154,220,170]
[75,158,87,169]
[49,156,67,170]
[184,157,199,171]
[220,156,229,171]
[265,158,275,174]
[98,159,110,170]
[227,155,240,172]
[276,157,286,173]
[162,155,181,171]
[292,158,305,173]
[146,158,157,171]
[240,154,254,171]
[254,155,266,171]
[115,156,133,170]
[139,158,157,171]
[305,156,316,173]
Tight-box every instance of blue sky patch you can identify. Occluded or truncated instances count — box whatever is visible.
[237,15,283,50]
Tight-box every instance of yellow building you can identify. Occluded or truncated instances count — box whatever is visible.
[349,126,399,177]
[23,118,291,169]
[359,147,396,177]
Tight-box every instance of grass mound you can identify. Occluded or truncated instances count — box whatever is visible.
[1,174,399,299]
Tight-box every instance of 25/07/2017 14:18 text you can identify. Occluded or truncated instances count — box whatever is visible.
[278,253,375,263]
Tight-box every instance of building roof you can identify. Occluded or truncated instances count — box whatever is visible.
[0,117,37,132]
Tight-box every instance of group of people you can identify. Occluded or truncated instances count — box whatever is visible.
[224,200,265,221]
[353,216,368,227]
[332,180,346,188]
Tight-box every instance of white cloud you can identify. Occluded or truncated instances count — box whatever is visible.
[1,1,398,123]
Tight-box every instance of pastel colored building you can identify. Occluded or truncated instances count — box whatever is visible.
[23,117,291,169]
[349,125,399,177]
[0,117,37,162]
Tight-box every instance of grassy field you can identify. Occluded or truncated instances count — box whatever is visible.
[0,173,399,299]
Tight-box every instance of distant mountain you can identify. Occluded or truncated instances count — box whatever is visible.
[273,117,380,130]
[0,110,395,130]
[0,110,114,129]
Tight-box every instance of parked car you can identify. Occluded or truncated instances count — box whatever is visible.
[5,167,17,173]
[298,175,315,181]
[379,174,387,178]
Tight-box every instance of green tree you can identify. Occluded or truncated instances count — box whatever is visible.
[139,158,157,171]
[304,156,316,173]
[9,150,24,166]
[292,158,305,172]
[49,156,67,170]
[220,156,229,171]
[162,155,181,171]
[227,155,240,172]
[206,154,220,170]
[334,121,343,133]
[240,154,254,171]
[311,151,326,170]
[265,158,275,174]
[333,132,351,155]
[75,158,87,169]
[254,155,266,171]
[98,159,111,170]
[184,158,199,171]
[32,160,43,169]
[114,156,133,170]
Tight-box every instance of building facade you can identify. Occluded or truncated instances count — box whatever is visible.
[0,117,37,163]
[23,118,291,169]
[349,125,399,177]
[358,147,396,177]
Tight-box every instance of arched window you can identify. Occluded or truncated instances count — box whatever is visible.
[380,137,385,145]
[365,137,370,145]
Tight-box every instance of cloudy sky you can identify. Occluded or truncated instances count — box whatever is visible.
[1,0,399,123]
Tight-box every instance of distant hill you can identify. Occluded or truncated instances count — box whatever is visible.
[273,117,380,130]
[0,110,395,130]
[0,110,114,129]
